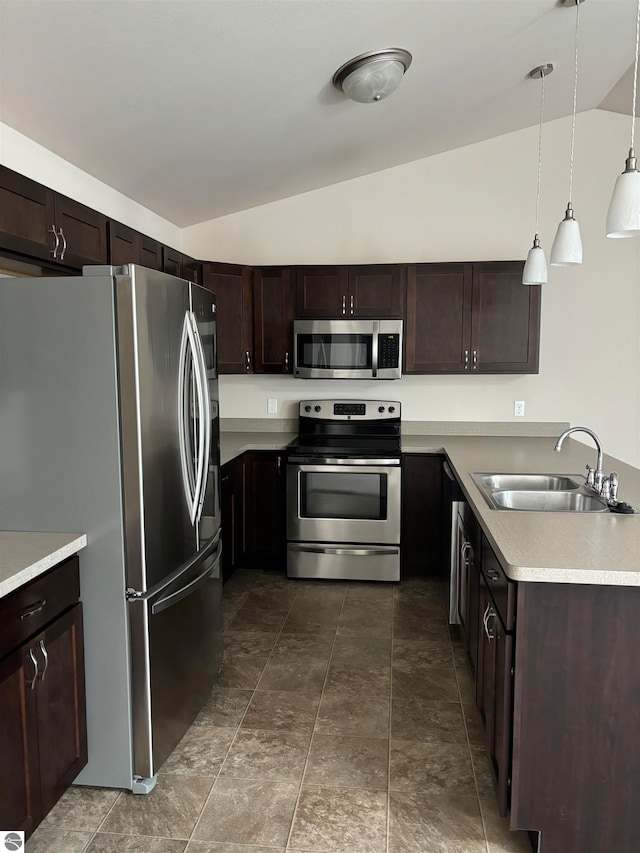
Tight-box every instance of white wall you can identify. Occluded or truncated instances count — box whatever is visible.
[1,123,182,249]
[183,110,640,467]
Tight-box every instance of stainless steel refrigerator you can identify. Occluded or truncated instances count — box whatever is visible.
[0,264,222,793]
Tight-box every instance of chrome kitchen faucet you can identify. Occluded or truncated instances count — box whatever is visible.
[554,426,618,503]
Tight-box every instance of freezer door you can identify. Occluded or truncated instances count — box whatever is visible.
[129,533,223,781]
[191,283,221,546]
[116,266,198,592]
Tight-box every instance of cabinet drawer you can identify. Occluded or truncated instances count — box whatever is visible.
[481,536,516,632]
[0,557,80,660]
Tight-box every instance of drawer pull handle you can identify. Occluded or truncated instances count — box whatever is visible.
[39,639,49,683]
[21,599,47,620]
[28,647,39,689]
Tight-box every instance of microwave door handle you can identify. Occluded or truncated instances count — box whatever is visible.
[372,320,379,377]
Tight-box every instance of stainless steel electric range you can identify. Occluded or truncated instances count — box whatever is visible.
[286,399,401,582]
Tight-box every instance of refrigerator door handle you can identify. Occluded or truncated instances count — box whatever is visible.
[178,312,206,526]
[128,532,221,603]
[151,542,221,615]
[189,311,212,527]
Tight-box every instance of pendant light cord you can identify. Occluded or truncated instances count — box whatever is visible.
[568,1,581,204]
[632,0,640,152]
[535,71,546,235]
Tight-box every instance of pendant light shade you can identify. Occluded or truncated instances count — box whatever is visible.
[523,235,548,285]
[606,150,640,237]
[606,0,640,237]
[523,64,553,285]
[550,204,583,265]
[551,0,584,266]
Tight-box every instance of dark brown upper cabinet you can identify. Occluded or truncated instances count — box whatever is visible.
[162,245,182,277]
[0,166,107,270]
[253,266,295,373]
[405,261,540,374]
[180,254,202,286]
[202,261,253,374]
[296,264,403,319]
[108,221,161,270]
[471,262,540,373]
[347,264,404,318]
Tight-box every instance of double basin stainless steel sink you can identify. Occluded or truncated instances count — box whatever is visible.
[471,473,610,512]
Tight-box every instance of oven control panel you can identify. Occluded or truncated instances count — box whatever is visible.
[299,400,401,420]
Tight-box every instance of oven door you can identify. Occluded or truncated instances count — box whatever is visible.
[287,461,401,545]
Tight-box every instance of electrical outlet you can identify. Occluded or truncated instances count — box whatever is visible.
[514,400,525,417]
[267,398,278,414]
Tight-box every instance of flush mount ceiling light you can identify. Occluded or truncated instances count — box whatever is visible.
[523,63,553,285]
[606,0,640,237]
[551,0,585,266]
[332,48,412,103]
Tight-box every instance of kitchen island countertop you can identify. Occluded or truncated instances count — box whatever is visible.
[221,430,640,586]
[0,531,87,598]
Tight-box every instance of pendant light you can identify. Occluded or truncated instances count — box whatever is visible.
[551,1,584,266]
[523,64,553,285]
[606,0,640,237]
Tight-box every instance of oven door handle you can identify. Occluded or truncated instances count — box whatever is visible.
[288,544,399,557]
[287,457,401,467]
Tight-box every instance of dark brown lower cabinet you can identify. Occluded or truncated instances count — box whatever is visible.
[476,574,513,817]
[0,602,87,838]
[401,454,443,576]
[242,451,286,569]
[221,457,244,583]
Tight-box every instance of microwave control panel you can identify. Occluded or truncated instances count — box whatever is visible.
[378,334,400,369]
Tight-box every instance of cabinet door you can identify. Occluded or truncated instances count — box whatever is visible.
[348,264,403,318]
[221,458,244,583]
[477,581,513,816]
[181,254,202,285]
[466,545,480,681]
[108,221,139,266]
[242,451,286,568]
[139,234,162,270]
[401,454,444,576]
[35,604,87,817]
[0,646,41,836]
[54,195,108,268]
[405,264,472,373]
[471,262,541,373]
[253,267,295,373]
[162,246,182,277]
[202,262,254,374]
[296,265,349,318]
[0,166,56,262]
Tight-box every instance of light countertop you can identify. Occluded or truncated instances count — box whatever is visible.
[0,531,87,598]
[220,430,640,586]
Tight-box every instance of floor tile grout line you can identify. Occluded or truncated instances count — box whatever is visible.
[386,582,396,853]
[446,581,491,853]
[283,581,348,851]
[188,568,275,845]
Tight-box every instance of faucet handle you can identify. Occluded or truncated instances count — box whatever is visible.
[585,465,596,487]
[609,472,619,503]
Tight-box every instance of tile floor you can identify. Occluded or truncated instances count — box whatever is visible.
[27,570,534,853]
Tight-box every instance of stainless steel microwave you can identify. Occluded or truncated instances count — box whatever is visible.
[293,319,403,380]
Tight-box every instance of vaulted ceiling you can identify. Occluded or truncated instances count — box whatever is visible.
[0,0,636,226]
